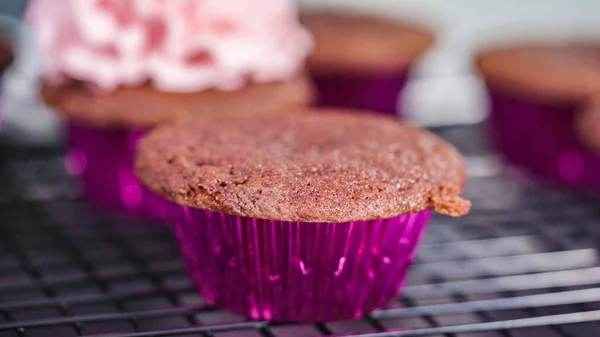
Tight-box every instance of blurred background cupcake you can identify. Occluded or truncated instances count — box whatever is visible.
[24,0,314,222]
[477,42,600,192]
[0,16,16,128]
[0,30,13,85]
[575,96,600,156]
[301,9,434,117]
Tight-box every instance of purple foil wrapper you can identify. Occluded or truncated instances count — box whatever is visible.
[65,124,169,222]
[172,206,431,322]
[312,73,408,116]
[488,90,600,192]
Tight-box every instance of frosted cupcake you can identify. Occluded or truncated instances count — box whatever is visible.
[26,0,314,221]
[477,42,600,191]
[135,109,470,322]
[301,11,434,116]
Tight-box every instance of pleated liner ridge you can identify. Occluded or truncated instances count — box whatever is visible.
[173,207,431,322]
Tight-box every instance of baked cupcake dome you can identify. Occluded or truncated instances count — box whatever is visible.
[135,109,469,322]
[477,42,600,192]
[135,110,469,221]
[301,11,434,116]
[477,43,600,104]
[42,72,315,129]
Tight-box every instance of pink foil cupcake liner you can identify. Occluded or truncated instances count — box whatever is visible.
[65,124,169,222]
[171,206,431,322]
[313,73,408,116]
[487,90,600,192]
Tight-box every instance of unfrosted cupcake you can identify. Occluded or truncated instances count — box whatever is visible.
[477,42,600,191]
[0,32,14,127]
[135,109,470,322]
[575,96,600,155]
[0,38,12,79]
[301,11,434,116]
[26,0,314,221]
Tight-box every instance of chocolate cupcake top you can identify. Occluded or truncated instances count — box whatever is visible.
[301,12,434,75]
[135,110,470,222]
[477,43,600,104]
[41,72,315,129]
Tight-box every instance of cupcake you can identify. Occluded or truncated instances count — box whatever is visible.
[0,39,12,79]
[477,42,600,191]
[0,31,14,127]
[26,0,314,221]
[301,11,434,116]
[571,97,600,193]
[575,97,600,155]
[135,109,470,322]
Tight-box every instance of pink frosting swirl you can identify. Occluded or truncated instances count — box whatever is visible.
[26,0,312,92]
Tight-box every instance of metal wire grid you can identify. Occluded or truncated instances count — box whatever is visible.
[1,125,600,337]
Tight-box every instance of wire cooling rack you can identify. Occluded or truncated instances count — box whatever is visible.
[1,124,600,337]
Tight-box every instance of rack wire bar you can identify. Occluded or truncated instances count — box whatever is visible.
[1,124,600,336]
[79,310,600,337]
[339,310,600,337]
